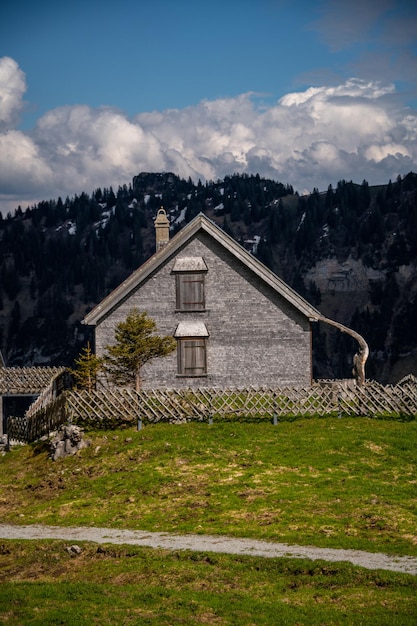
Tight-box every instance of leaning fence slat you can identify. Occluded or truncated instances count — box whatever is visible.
[6,376,417,444]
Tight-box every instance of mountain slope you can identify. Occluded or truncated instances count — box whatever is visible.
[1,172,416,383]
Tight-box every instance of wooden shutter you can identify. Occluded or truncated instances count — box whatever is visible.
[178,339,207,376]
[176,273,205,310]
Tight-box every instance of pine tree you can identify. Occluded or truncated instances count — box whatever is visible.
[70,342,103,392]
[104,309,176,391]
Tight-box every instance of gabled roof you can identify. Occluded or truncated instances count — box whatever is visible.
[83,213,322,326]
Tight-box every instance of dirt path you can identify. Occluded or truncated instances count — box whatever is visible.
[1,523,417,575]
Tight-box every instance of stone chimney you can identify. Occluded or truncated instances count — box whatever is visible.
[154,207,170,252]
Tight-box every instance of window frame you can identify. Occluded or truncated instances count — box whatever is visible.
[176,337,208,377]
[172,257,208,312]
[174,321,209,378]
[175,272,206,311]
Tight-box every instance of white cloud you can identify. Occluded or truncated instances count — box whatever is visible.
[307,1,417,100]
[0,57,26,131]
[0,130,53,194]
[1,57,417,213]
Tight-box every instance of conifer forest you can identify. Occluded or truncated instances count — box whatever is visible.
[1,171,417,383]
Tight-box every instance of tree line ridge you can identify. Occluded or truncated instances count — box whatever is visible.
[1,171,416,383]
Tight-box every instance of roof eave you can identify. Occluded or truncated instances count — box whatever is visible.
[197,216,322,320]
[83,213,321,326]
[83,216,207,326]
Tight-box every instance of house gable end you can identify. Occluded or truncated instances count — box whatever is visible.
[83,214,321,327]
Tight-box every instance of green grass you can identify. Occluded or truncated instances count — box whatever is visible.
[1,418,417,624]
[1,418,417,556]
[0,539,416,625]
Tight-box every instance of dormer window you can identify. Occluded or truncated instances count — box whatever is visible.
[174,321,209,376]
[172,257,208,311]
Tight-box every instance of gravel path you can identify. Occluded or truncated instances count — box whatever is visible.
[1,523,417,575]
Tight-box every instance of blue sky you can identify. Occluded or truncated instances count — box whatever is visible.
[1,0,416,212]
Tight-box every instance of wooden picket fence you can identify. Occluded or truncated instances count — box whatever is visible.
[64,377,417,426]
[7,376,417,444]
[7,394,68,444]
[4,367,69,446]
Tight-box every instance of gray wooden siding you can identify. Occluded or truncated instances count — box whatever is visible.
[95,232,312,389]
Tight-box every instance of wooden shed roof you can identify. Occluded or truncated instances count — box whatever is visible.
[0,366,65,395]
[83,213,322,326]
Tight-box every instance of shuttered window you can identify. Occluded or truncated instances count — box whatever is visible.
[177,338,207,376]
[172,257,207,311]
[174,322,209,377]
[176,273,205,310]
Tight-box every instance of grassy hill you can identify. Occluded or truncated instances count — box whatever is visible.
[2,418,416,557]
[1,418,417,624]
[1,538,416,625]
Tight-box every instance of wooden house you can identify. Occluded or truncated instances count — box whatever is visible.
[83,210,324,389]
